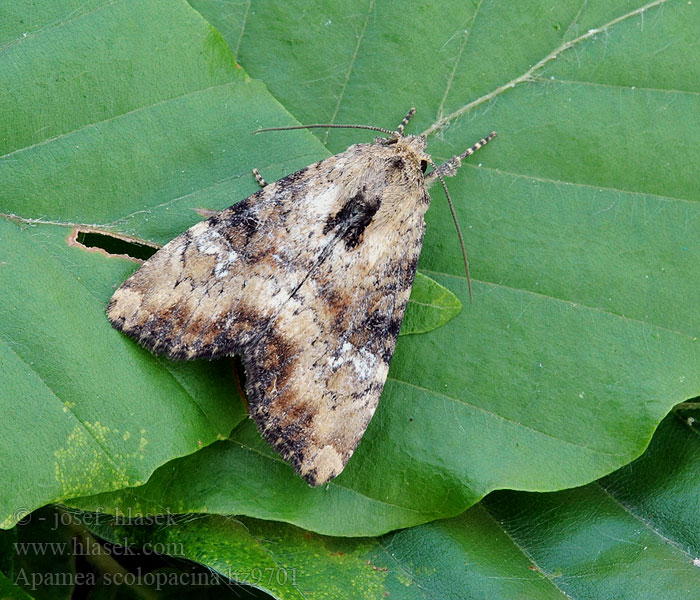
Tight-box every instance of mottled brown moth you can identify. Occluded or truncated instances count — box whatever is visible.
[108,109,495,486]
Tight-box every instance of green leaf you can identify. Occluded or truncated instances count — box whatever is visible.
[0,218,244,526]
[3,0,700,538]
[402,272,462,335]
[69,428,437,537]
[482,409,700,599]
[80,511,564,600]
[0,0,461,531]
[66,409,700,599]
[47,409,698,599]
[598,402,700,549]
[0,574,32,600]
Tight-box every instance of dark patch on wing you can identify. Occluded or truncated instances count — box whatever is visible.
[386,316,402,339]
[364,309,390,338]
[245,331,297,409]
[406,253,420,280]
[302,467,321,487]
[323,188,381,250]
[214,197,261,247]
[196,304,268,359]
[243,331,322,481]
[112,302,186,358]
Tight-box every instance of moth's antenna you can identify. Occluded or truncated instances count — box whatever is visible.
[426,131,496,302]
[427,156,474,303]
[252,124,396,135]
[457,131,497,161]
[396,108,416,136]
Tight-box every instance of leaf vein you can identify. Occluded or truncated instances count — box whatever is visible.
[420,269,698,342]
[532,75,700,97]
[0,0,119,53]
[422,0,673,136]
[389,377,630,458]
[233,0,251,58]
[0,80,238,161]
[0,331,125,478]
[596,476,700,561]
[322,0,375,144]
[435,0,482,121]
[231,439,428,515]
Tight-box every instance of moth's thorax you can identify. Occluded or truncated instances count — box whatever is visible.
[393,134,429,161]
[363,134,431,222]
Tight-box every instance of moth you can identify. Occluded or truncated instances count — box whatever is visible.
[108,109,495,486]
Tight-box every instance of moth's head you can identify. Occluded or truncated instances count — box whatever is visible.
[391,134,430,174]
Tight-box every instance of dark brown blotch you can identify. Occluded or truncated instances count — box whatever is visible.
[389,156,405,170]
[316,281,353,331]
[246,330,297,407]
[323,189,381,250]
[216,199,260,247]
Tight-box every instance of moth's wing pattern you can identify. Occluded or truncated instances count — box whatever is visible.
[109,138,431,485]
[109,162,346,359]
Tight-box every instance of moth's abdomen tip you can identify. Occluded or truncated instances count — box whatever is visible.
[299,445,346,487]
[304,473,324,487]
[302,469,337,488]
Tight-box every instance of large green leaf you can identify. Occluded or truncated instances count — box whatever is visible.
[0,0,459,531]
[2,0,699,537]
[44,409,700,599]
[73,0,700,535]
[482,407,700,599]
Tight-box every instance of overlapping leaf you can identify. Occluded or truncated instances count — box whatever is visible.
[60,410,700,599]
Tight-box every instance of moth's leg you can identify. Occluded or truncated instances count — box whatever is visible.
[426,131,497,182]
[396,107,416,136]
[252,168,268,188]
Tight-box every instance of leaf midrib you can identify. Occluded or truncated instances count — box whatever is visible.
[532,75,700,98]
[387,376,630,458]
[422,0,674,137]
[0,80,239,161]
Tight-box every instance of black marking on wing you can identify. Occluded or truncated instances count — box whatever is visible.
[323,188,381,250]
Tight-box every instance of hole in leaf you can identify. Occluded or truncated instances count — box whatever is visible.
[77,231,157,260]
[69,228,159,261]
